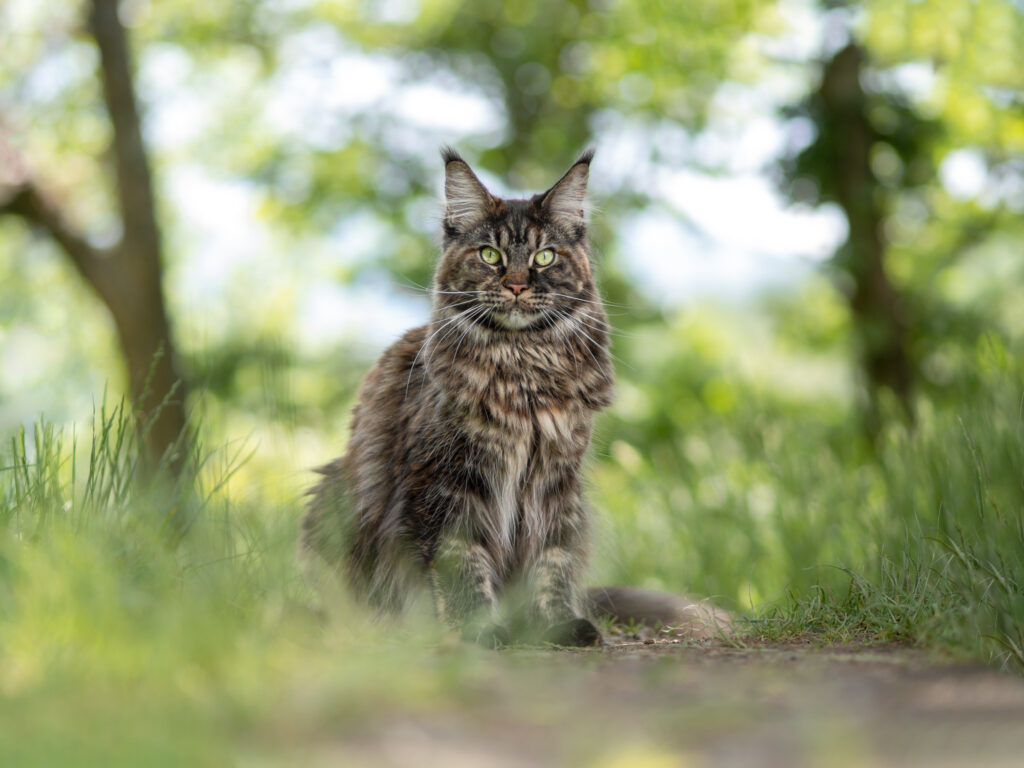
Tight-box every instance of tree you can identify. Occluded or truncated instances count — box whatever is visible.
[0,0,186,467]
[813,42,915,429]
[781,0,1024,433]
[781,36,933,433]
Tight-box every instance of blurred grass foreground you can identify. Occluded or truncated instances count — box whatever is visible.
[2,0,1024,763]
[0,349,1022,763]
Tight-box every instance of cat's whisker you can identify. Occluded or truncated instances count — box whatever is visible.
[449,308,487,365]
[399,279,484,299]
[399,281,477,299]
[430,308,482,351]
[542,292,603,305]
[556,305,610,330]
[545,307,604,370]
[394,279,434,295]
[424,304,490,372]
[573,321,630,369]
[432,299,479,313]
[578,290,631,309]
[542,292,632,316]
[431,291,487,312]
[549,306,629,370]
[543,292,621,309]
[574,320,628,366]
[568,307,639,339]
[583,320,640,339]
[404,307,478,398]
[548,309,582,374]
[441,305,492,368]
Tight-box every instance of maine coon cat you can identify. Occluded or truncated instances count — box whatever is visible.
[300,149,728,646]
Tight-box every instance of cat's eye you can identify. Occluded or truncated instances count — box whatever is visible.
[534,249,555,267]
[480,247,502,265]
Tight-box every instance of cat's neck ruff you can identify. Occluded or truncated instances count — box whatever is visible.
[428,306,588,345]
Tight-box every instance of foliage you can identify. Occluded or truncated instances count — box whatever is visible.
[777,0,1024,411]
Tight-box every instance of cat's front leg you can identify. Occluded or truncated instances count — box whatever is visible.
[530,487,603,647]
[532,544,602,647]
[430,536,510,647]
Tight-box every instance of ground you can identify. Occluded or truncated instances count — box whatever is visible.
[248,636,1024,768]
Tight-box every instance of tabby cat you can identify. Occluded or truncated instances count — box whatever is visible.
[300,149,720,647]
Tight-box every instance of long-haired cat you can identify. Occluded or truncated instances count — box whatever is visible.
[301,149,727,646]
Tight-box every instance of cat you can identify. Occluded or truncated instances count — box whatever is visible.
[300,149,729,647]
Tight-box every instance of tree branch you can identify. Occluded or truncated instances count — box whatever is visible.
[0,183,117,298]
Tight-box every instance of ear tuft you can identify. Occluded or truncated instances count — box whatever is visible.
[442,148,496,232]
[574,147,595,167]
[539,150,594,225]
[440,145,464,166]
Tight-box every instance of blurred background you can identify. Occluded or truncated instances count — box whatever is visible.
[2,0,1024,739]
[2,0,1024,762]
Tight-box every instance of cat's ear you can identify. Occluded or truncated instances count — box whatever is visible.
[442,147,498,233]
[537,148,594,226]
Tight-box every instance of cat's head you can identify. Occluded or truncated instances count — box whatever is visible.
[433,148,598,332]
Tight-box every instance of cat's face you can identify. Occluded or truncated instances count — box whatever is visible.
[433,150,597,332]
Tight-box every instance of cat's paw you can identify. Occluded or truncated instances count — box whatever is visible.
[542,617,603,647]
[465,623,512,649]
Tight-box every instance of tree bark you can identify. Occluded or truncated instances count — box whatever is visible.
[0,0,187,468]
[819,43,913,431]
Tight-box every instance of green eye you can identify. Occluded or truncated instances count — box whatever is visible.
[480,247,502,265]
[534,249,555,267]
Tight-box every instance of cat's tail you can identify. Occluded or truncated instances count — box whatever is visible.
[585,586,733,640]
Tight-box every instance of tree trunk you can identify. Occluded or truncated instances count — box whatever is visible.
[819,43,913,432]
[1,0,187,468]
[89,0,187,465]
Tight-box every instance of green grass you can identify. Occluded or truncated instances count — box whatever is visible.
[589,323,1024,669]
[0,349,1022,762]
[0,400,475,765]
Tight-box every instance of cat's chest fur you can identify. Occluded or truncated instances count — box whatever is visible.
[429,334,594,563]
[438,333,592,450]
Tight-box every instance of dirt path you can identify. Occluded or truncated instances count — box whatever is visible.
[257,640,1024,768]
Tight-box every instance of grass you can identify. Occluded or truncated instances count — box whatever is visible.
[0,399,507,765]
[0,350,1022,762]
[589,325,1024,669]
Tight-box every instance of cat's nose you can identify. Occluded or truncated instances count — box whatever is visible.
[505,283,529,296]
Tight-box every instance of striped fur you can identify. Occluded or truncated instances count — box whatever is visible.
[301,149,614,645]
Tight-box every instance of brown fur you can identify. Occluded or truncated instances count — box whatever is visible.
[301,149,614,644]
